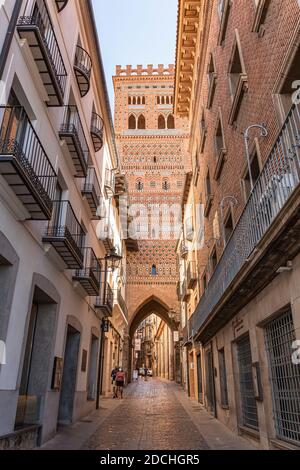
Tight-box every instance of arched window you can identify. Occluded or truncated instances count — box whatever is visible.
[128,96,131,105]
[128,114,136,129]
[142,97,145,105]
[138,114,146,129]
[162,180,169,191]
[157,96,160,104]
[167,114,175,129]
[166,96,169,104]
[136,180,143,191]
[151,264,157,276]
[161,96,165,104]
[133,97,136,105]
[158,114,166,129]
[137,97,141,105]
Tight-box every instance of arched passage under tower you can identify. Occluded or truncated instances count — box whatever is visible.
[124,296,180,383]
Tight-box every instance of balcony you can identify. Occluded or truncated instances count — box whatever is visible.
[90,112,104,152]
[59,106,89,177]
[0,106,56,220]
[115,289,128,320]
[187,261,197,289]
[73,248,101,296]
[104,169,115,198]
[115,173,127,196]
[180,241,189,259]
[55,0,69,12]
[99,219,114,253]
[190,103,300,343]
[17,2,67,106]
[43,200,85,269]
[74,45,92,97]
[181,281,190,302]
[94,283,114,317]
[81,167,101,219]
[185,217,194,242]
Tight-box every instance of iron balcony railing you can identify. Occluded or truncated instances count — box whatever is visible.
[60,105,90,176]
[190,103,300,338]
[0,106,57,219]
[95,283,114,316]
[90,112,104,152]
[74,45,92,97]
[104,168,115,197]
[43,200,85,267]
[82,167,101,218]
[18,1,67,103]
[187,261,198,289]
[73,247,101,295]
[116,289,128,320]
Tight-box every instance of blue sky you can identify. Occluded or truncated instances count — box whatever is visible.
[92,0,178,112]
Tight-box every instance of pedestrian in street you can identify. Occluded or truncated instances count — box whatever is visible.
[144,367,148,381]
[111,365,118,398]
[115,367,125,399]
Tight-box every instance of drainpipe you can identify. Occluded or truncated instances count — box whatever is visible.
[0,0,23,81]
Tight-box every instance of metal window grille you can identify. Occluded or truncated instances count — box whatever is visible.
[219,348,229,407]
[265,310,300,445]
[237,335,259,430]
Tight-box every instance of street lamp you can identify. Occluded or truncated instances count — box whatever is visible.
[96,247,123,409]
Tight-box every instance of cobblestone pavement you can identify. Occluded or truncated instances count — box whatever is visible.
[82,379,209,450]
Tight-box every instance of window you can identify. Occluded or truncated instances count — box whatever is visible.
[137,114,146,129]
[161,96,165,105]
[217,0,231,46]
[137,97,141,105]
[237,335,259,430]
[242,149,261,201]
[218,348,229,408]
[210,248,218,273]
[223,210,234,244]
[167,114,175,129]
[252,0,270,35]
[204,169,213,217]
[199,109,207,153]
[228,33,248,125]
[128,114,136,129]
[207,54,217,109]
[157,96,160,104]
[151,265,157,276]
[158,114,166,129]
[150,181,156,188]
[133,97,136,105]
[273,40,300,124]
[162,180,170,191]
[128,96,132,105]
[213,112,227,180]
[265,309,300,445]
[136,180,143,191]
[142,97,146,105]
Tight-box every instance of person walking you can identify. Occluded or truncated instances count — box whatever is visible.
[144,367,148,381]
[111,365,118,398]
[115,367,125,399]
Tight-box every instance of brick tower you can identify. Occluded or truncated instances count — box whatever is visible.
[113,64,190,342]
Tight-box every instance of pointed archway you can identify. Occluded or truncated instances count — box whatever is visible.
[125,296,178,383]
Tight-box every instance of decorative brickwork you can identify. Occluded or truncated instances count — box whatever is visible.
[113,65,190,326]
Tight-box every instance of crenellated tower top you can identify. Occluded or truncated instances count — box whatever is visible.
[115,64,175,77]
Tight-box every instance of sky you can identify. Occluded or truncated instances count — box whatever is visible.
[92,0,178,113]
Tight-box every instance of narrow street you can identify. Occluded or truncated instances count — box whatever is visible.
[41,380,254,451]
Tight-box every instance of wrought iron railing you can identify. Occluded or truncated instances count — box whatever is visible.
[74,247,101,286]
[116,289,128,319]
[83,167,101,200]
[60,105,90,169]
[74,45,92,80]
[44,200,85,261]
[0,106,57,209]
[95,283,114,313]
[90,112,104,145]
[190,103,300,337]
[18,1,67,98]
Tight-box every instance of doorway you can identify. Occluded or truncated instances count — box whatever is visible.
[58,325,80,425]
[197,353,203,403]
[205,349,216,416]
[15,286,57,429]
[87,334,99,401]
